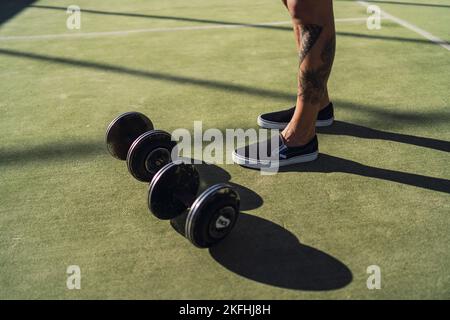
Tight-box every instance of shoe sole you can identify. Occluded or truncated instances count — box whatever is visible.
[257,116,334,129]
[232,150,318,169]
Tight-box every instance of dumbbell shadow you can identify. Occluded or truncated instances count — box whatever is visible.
[210,213,353,291]
[192,162,352,291]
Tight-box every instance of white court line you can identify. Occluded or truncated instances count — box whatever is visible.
[357,0,450,51]
[0,17,370,42]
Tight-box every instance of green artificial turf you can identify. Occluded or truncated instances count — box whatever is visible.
[0,0,449,299]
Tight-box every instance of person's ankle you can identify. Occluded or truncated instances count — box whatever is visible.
[319,98,331,110]
[318,90,331,110]
[281,127,316,147]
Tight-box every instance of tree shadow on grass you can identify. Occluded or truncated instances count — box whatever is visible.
[210,213,353,291]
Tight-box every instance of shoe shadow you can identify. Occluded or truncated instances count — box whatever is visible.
[318,121,450,153]
[278,153,450,194]
[210,213,353,291]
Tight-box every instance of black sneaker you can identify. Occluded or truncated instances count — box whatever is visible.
[232,134,318,169]
[257,102,334,130]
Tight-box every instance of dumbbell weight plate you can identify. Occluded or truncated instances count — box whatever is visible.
[148,162,200,220]
[185,184,240,248]
[127,130,177,182]
[106,112,154,160]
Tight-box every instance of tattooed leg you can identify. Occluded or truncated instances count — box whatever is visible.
[282,0,331,110]
[281,0,336,146]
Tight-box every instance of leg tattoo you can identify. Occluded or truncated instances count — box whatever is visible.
[298,24,323,64]
[298,32,336,104]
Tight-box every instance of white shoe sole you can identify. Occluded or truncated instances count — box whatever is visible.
[257,116,334,129]
[232,150,318,169]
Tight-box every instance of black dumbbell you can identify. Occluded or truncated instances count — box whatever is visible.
[148,162,240,248]
[105,112,177,182]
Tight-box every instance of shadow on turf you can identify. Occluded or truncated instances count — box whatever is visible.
[0,141,103,166]
[337,32,450,46]
[0,0,36,26]
[28,4,293,32]
[200,163,353,291]
[337,0,450,9]
[278,153,450,194]
[210,213,353,291]
[2,47,450,128]
[0,48,291,101]
[336,101,450,127]
[318,120,450,153]
[25,4,447,46]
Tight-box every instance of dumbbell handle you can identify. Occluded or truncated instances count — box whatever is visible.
[173,192,196,210]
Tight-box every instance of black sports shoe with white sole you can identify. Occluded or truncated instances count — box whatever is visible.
[232,134,318,169]
[257,102,334,130]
